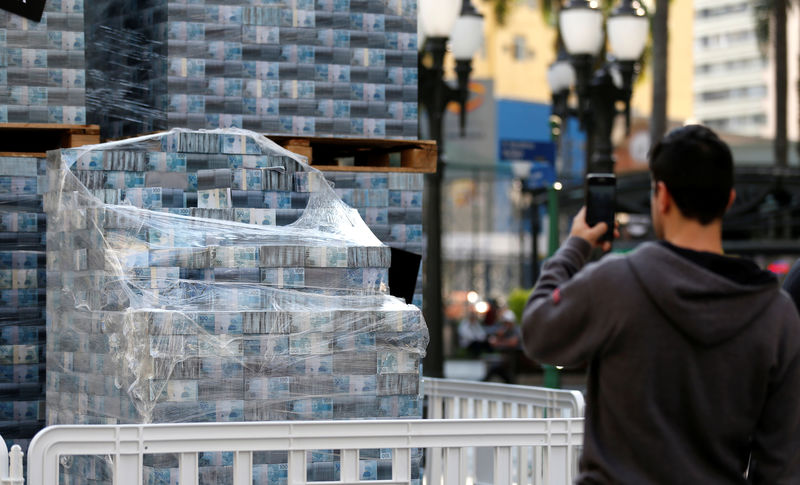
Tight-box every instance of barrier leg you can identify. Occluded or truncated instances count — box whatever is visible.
[494,446,512,484]
[545,446,568,485]
[115,453,142,485]
[233,451,252,485]
[341,449,359,482]
[288,450,306,485]
[393,448,411,482]
[178,452,198,485]
[442,447,461,485]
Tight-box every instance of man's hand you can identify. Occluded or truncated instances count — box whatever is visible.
[569,207,619,252]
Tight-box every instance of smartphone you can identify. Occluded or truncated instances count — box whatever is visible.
[585,173,616,242]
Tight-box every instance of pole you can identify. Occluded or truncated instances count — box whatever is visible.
[547,186,559,256]
[422,37,447,378]
[588,69,618,174]
[530,202,540,284]
[650,0,669,145]
[774,0,788,168]
[542,185,562,388]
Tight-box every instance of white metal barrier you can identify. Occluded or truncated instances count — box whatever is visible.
[422,377,585,419]
[422,378,585,485]
[0,438,24,485]
[0,380,586,484]
[16,418,582,485]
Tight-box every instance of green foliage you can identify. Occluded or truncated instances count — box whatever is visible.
[507,287,534,323]
[487,0,514,25]
[751,0,798,49]
[752,0,774,51]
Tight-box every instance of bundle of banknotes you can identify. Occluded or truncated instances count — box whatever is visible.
[0,2,87,123]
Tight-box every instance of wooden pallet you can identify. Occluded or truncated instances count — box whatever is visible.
[269,136,437,173]
[0,123,101,157]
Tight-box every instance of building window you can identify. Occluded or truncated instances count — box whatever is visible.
[513,36,527,61]
[695,30,756,50]
[703,113,767,131]
[697,2,748,18]
[505,35,534,61]
[695,57,768,76]
[697,84,767,103]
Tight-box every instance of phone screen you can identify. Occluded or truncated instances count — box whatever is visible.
[586,177,616,242]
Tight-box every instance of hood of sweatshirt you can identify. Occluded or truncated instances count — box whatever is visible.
[627,242,779,346]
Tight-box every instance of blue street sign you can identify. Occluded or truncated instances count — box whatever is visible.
[499,139,557,189]
[525,162,556,190]
[499,140,556,164]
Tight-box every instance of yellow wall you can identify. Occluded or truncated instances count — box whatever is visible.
[471,0,557,103]
[450,0,693,122]
[629,0,694,121]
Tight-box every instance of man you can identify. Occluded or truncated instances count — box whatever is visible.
[522,125,800,484]
[458,310,490,358]
[483,309,522,383]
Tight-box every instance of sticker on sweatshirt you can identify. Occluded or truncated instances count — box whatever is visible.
[552,288,561,304]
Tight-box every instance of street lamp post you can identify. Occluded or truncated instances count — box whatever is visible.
[557,0,649,175]
[419,0,484,378]
[539,0,647,389]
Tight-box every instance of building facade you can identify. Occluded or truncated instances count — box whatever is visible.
[693,0,800,142]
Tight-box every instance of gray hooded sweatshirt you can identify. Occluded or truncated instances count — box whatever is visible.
[522,237,800,484]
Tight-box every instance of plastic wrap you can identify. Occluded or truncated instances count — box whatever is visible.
[84,0,420,140]
[45,128,428,431]
[0,1,87,123]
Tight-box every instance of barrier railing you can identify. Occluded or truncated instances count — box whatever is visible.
[422,377,585,418]
[422,378,585,485]
[0,380,586,484]
[17,418,582,485]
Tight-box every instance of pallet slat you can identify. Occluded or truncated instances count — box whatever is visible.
[268,135,437,173]
[1,126,437,173]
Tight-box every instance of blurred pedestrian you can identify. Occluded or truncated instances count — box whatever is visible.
[483,309,521,383]
[457,310,491,358]
[488,309,521,350]
[482,298,499,328]
[522,125,800,483]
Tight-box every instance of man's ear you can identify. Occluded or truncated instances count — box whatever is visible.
[726,189,736,211]
[657,181,671,214]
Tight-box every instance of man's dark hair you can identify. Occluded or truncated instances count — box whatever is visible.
[649,124,734,225]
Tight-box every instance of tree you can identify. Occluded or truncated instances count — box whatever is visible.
[487,0,515,25]
[650,0,669,145]
[754,0,790,167]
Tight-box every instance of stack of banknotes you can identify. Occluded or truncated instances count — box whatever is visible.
[0,1,87,123]
[0,155,48,455]
[84,0,419,140]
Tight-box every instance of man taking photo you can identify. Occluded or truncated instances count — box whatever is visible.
[522,125,800,483]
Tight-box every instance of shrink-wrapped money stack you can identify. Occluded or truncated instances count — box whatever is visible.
[323,171,423,308]
[45,129,427,483]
